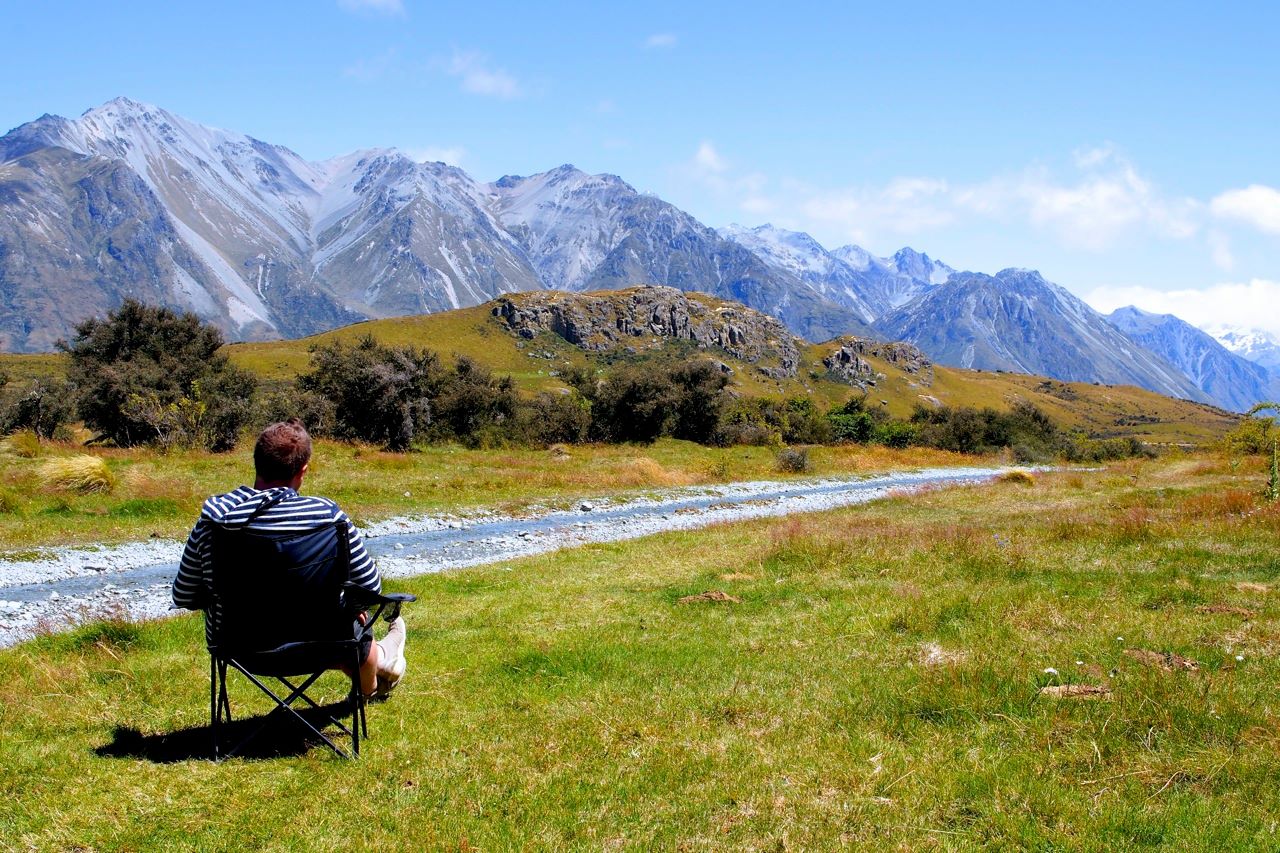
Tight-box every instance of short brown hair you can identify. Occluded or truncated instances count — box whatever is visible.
[254,418,312,482]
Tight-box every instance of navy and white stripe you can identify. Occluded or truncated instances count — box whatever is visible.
[174,486,380,641]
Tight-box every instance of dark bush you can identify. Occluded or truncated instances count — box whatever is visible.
[516,391,592,446]
[297,335,441,451]
[721,398,783,446]
[256,388,338,437]
[576,364,678,444]
[430,357,519,448]
[61,300,257,450]
[668,360,732,445]
[1,379,76,439]
[909,402,1060,456]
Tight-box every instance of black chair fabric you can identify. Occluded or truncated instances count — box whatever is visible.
[210,520,354,661]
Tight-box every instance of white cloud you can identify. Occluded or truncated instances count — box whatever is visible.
[644,33,678,49]
[801,178,954,244]
[682,141,1203,253]
[956,151,1199,249]
[407,146,466,167]
[445,51,522,99]
[338,0,405,15]
[1082,279,1280,339]
[1211,185,1280,235]
[694,141,727,174]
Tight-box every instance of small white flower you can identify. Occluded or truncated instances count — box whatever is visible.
[1236,655,1245,662]
[1043,667,1058,675]
[1075,660,1084,665]
[1116,636,1124,642]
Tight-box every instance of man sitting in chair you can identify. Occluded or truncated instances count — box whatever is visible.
[173,418,407,698]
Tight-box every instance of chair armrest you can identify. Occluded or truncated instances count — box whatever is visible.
[342,583,417,622]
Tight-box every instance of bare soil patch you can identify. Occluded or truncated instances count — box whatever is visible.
[1195,604,1256,618]
[678,590,741,604]
[1039,684,1112,700]
[1124,649,1200,672]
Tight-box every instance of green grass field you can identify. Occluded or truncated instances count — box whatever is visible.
[3,454,1280,849]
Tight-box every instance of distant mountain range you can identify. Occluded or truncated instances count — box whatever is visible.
[0,97,866,352]
[1106,308,1279,413]
[0,97,1271,413]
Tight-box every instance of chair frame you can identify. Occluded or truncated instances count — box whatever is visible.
[205,510,413,760]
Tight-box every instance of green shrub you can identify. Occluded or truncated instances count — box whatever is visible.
[668,360,731,445]
[516,391,592,445]
[256,388,338,437]
[575,364,678,444]
[430,357,519,447]
[298,335,441,451]
[1,380,76,439]
[61,300,256,450]
[875,420,918,449]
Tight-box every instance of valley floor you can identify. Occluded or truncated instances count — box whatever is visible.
[3,455,1280,848]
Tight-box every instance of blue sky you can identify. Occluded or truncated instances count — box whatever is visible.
[4,1,1279,333]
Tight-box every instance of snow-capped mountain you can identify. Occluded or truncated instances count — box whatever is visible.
[1208,326,1280,376]
[719,224,955,321]
[0,98,867,352]
[489,169,870,342]
[1106,307,1278,412]
[877,269,1209,403]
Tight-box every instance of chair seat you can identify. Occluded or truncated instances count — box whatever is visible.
[217,639,363,679]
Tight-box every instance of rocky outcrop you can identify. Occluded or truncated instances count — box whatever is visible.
[823,336,934,386]
[491,286,801,376]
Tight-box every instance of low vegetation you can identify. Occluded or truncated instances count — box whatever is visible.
[4,455,1280,848]
[0,296,1240,457]
[0,437,971,550]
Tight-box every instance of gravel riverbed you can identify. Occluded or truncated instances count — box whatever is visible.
[0,466,1013,647]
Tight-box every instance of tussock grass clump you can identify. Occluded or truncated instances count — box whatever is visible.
[615,457,693,487]
[0,429,42,458]
[39,455,115,495]
[997,469,1036,486]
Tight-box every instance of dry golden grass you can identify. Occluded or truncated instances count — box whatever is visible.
[0,429,41,458]
[38,455,115,494]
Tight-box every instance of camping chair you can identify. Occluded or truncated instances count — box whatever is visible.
[206,499,414,760]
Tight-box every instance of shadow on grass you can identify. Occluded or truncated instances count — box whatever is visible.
[94,701,359,763]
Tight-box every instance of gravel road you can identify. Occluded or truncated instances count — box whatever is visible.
[0,465,1013,647]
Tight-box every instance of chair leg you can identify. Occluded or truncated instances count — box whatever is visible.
[210,656,219,761]
[219,661,232,722]
[352,647,362,757]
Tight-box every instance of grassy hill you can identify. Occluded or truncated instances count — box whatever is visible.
[2,288,1239,445]
[5,457,1280,848]
[222,290,1236,445]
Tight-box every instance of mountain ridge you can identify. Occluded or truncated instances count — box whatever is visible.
[0,97,866,352]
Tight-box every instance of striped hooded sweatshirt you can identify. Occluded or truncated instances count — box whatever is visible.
[173,486,380,642]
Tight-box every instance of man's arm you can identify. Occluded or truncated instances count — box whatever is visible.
[341,511,382,595]
[173,518,211,610]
